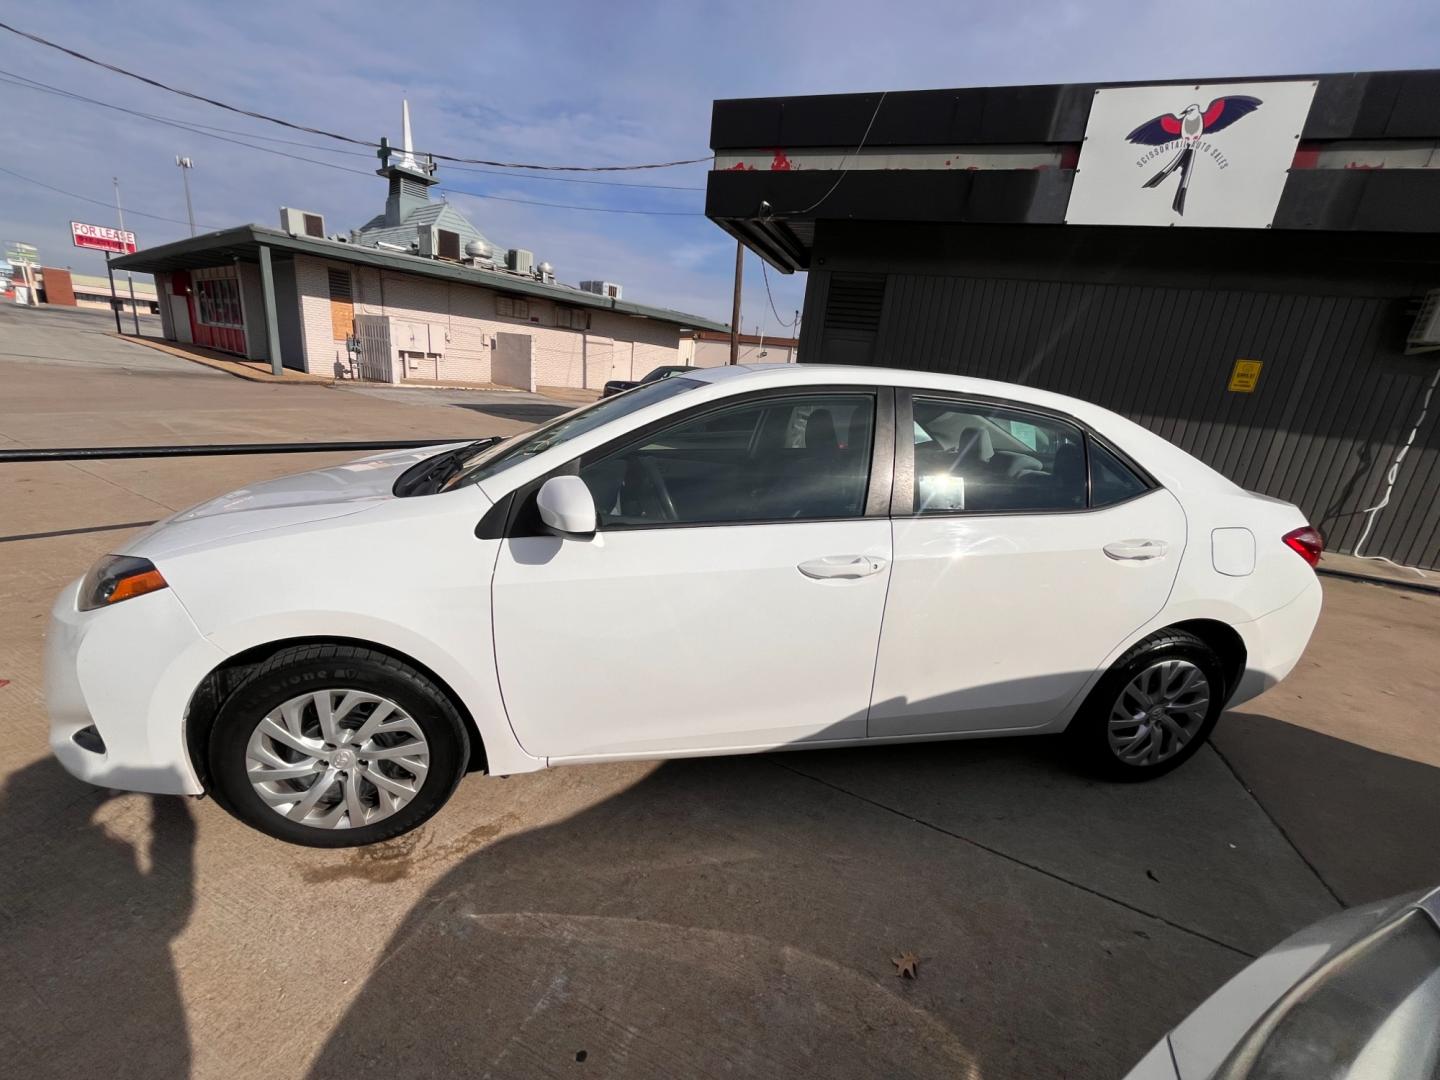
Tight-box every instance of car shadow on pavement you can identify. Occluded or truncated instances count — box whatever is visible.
[452,401,572,424]
[1214,710,1440,905]
[0,759,195,1080]
[300,742,1296,1080]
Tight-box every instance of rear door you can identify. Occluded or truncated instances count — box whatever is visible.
[491,387,897,760]
[869,391,1186,738]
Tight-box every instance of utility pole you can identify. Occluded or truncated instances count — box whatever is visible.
[113,176,126,237]
[112,177,139,334]
[175,156,196,236]
[729,240,743,365]
[104,253,122,333]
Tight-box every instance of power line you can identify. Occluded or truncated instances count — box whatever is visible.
[0,156,704,231]
[0,72,378,178]
[0,163,219,230]
[0,70,373,155]
[431,162,702,190]
[0,20,715,172]
[760,258,799,328]
[773,91,888,217]
[0,69,706,191]
[438,187,703,216]
[1,75,706,217]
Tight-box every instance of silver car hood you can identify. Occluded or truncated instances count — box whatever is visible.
[1125,887,1440,1080]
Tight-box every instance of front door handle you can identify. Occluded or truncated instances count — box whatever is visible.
[1103,539,1169,561]
[798,555,888,580]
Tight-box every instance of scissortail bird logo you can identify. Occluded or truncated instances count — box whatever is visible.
[1126,96,1262,216]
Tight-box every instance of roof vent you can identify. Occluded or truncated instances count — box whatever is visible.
[824,273,886,333]
[1406,289,1440,354]
[580,280,622,300]
[279,207,325,238]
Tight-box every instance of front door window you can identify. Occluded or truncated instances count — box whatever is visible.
[579,393,876,527]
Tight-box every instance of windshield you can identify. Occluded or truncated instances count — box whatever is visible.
[444,376,703,489]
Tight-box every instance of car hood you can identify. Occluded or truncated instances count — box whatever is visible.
[121,443,467,559]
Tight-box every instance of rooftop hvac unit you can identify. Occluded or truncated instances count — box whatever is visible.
[417,227,437,258]
[507,249,534,275]
[580,280,623,300]
[279,207,326,238]
[1406,289,1440,354]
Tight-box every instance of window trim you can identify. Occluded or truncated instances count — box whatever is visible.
[494,384,893,537]
[891,388,1158,519]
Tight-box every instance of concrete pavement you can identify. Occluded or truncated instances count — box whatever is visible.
[2,304,1438,1079]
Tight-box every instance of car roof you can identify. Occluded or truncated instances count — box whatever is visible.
[690,363,1090,413]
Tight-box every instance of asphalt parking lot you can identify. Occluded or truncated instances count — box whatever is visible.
[3,304,1439,1079]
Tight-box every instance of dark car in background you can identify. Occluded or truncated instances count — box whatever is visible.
[601,364,697,398]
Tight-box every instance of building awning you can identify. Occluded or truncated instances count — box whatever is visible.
[112,224,730,333]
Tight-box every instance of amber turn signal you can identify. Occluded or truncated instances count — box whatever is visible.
[78,555,169,611]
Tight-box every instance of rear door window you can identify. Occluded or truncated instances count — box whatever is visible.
[910,399,1086,513]
[1089,439,1150,507]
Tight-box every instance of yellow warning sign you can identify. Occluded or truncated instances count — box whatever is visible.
[1229,359,1263,393]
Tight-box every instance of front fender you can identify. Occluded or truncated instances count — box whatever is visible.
[203,611,543,777]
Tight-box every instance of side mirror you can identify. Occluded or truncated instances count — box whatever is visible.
[536,475,597,539]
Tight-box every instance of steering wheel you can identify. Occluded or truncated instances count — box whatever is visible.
[638,457,679,522]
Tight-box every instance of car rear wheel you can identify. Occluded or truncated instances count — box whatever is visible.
[1068,629,1225,780]
[207,645,469,847]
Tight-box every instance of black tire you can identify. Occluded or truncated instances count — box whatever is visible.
[207,644,469,847]
[1066,629,1226,781]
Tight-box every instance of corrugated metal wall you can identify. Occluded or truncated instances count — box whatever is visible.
[805,268,1440,569]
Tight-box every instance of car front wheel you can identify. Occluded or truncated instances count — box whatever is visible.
[207,644,469,847]
[1068,628,1226,780]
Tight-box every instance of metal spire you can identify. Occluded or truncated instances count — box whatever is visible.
[397,99,421,172]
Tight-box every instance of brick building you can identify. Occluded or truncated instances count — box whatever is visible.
[112,104,725,389]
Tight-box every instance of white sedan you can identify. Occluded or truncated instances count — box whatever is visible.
[45,365,1324,846]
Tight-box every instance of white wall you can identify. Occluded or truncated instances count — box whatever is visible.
[690,339,798,368]
[292,254,685,387]
[492,332,535,391]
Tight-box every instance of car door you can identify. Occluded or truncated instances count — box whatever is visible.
[491,387,895,760]
[868,391,1186,738]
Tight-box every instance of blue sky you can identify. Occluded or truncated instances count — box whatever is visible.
[2,1,1436,328]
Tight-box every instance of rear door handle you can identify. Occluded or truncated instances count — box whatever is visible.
[798,555,888,580]
[1103,539,1169,561]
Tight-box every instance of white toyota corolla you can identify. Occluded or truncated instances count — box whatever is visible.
[46,365,1324,846]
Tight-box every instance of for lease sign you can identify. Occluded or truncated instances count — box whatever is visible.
[70,221,138,254]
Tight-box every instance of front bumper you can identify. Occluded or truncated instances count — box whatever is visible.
[45,578,226,796]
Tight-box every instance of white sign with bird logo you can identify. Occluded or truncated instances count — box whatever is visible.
[1066,80,1318,229]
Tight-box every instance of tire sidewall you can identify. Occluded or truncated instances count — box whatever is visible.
[1074,634,1226,781]
[209,653,467,847]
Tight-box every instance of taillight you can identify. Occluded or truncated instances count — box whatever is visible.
[1282,526,1324,568]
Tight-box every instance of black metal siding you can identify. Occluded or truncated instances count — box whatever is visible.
[805,246,1440,569]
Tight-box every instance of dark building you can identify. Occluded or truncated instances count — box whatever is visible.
[707,71,1440,570]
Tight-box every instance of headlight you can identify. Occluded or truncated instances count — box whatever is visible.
[78,555,168,611]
